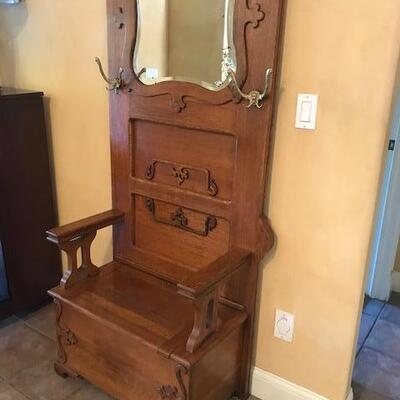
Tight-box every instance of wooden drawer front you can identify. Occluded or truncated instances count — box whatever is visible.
[131,119,236,201]
[133,195,230,270]
[58,303,178,400]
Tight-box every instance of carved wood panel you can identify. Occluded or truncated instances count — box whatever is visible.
[130,119,235,201]
[145,160,219,197]
[133,195,230,270]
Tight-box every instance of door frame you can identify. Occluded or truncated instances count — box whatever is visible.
[366,63,400,300]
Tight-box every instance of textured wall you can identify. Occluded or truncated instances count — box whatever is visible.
[1,1,400,399]
[256,1,400,399]
[0,1,112,266]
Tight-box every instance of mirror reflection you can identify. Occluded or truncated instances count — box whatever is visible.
[134,0,236,90]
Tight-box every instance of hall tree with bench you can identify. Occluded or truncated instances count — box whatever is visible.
[46,1,284,399]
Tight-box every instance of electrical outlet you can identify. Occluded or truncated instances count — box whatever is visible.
[274,309,295,343]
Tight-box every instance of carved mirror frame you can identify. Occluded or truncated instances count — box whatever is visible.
[115,0,266,112]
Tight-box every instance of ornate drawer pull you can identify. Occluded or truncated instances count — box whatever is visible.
[145,160,218,197]
[145,198,217,237]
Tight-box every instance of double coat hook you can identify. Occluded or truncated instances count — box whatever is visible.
[227,68,273,109]
[95,57,124,94]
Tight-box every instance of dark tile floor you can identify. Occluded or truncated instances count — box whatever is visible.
[0,304,259,399]
[353,293,400,400]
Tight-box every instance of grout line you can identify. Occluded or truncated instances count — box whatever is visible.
[7,382,35,400]
[362,344,400,366]
[356,302,386,358]
[63,384,86,400]
[21,321,56,342]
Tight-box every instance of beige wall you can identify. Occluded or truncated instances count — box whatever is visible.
[1,1,399,400]
[0,1,113,267]
[257,1,400,399]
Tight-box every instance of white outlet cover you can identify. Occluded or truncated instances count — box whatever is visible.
[274,309,295,343]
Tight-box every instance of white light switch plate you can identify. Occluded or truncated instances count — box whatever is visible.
[145,68,159,80]
[295,94,318,130]
[274,309,295,343]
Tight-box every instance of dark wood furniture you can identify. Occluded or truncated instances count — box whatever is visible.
[0,88,61,319]
[47,1,284,399]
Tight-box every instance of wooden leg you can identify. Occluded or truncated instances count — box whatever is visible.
[54,362,70,379]
[54,362,79,379]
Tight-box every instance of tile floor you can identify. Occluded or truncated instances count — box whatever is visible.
[0,303,258,400]
[8,294,400,400]
[0,304,114,400]
[353,293,400,400]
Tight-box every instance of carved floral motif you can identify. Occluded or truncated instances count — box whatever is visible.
[145,198,217,237]
[172,167,190,185]
[145,160,218,197]
[157,365,188,400]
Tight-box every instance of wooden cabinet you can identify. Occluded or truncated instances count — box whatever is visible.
[0,88,61,319]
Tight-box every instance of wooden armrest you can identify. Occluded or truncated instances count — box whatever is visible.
[177,247,252,299]
[46,209,124,289]
[178,247,252,354]
[46,209,125,244]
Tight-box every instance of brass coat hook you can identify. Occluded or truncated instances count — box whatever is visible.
[228,68,273,109]
[95,57,124,94]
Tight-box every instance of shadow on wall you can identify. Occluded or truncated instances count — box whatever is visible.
[0,2,28,87]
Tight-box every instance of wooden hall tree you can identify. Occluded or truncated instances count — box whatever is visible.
[47,1,284,399]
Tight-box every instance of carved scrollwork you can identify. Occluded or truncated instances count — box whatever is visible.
[146,162,155,180]
[54,299,78,365]
[158,365,188,400]
[172,167,190,185]
[158,385,178,399]
[246,1,265,28]
[170,95,187,113]
[145,160,219,197]
[54,299,66,364]
[145,198,217,237]
[171,208,189,227]
[62,328,78,346]
[208,178,218,197]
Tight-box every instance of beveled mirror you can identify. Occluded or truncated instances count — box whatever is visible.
[134,0,236,91]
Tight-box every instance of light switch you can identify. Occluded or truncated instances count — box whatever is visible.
[145,68,159,80]
[296,94,318,130]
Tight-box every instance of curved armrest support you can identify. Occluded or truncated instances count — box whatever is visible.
[46,209,125,289]
[177,247,252,354]
[177,248,252,299]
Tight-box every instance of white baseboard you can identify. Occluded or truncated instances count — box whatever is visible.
[391,270,400,293]
[251,367,353,400]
